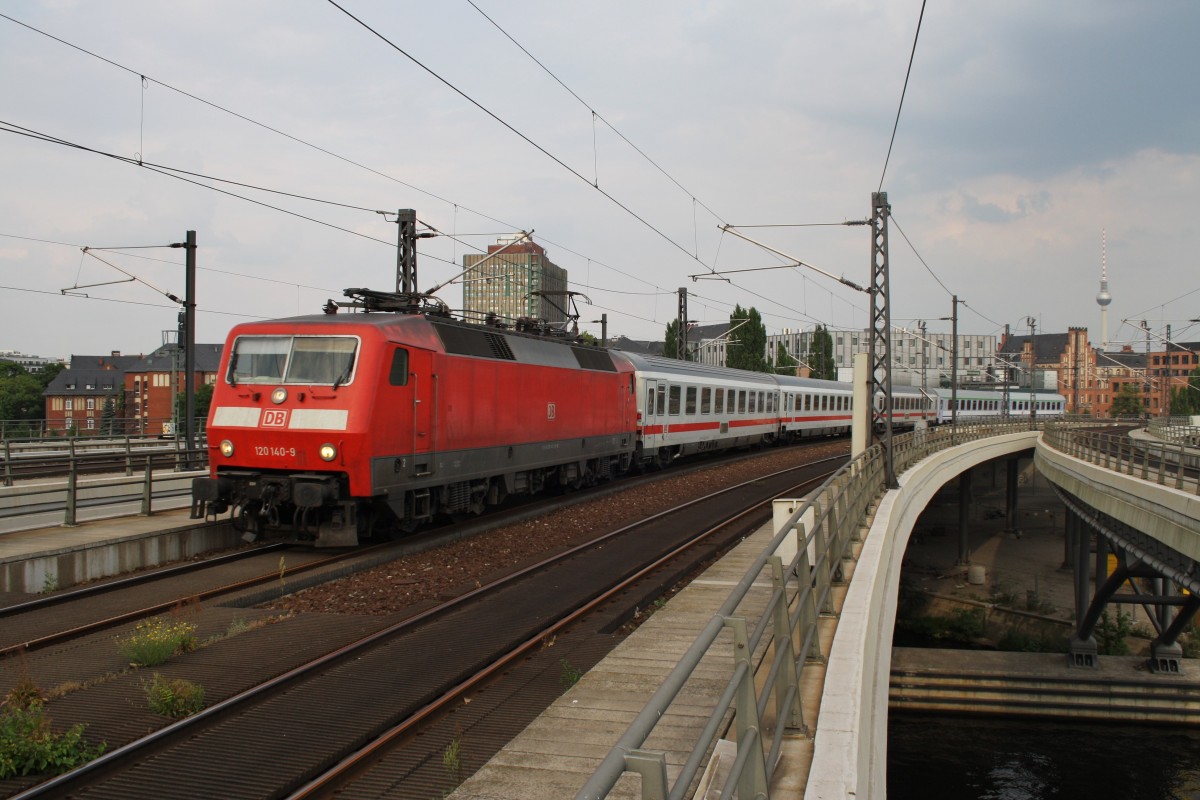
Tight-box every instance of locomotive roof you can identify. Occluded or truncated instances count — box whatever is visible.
[231,312,626,374]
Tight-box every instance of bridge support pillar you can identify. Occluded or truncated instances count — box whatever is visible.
[1150,640,1184,674]
[1003,457,1021,537]
[1069,635,1099,668]
[1069,508,1099,668]
[956,468,972,565]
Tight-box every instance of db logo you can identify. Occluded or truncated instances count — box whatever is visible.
[262,409,289,427]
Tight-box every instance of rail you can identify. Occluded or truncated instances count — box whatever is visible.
[1043,423,1200,496]
[576,418,1062,800]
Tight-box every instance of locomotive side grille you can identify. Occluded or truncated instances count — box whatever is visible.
[571,346,617,372]
[486,333,516,360]
[432,322,516,361]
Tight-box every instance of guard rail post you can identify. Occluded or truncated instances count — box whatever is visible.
[141,459,153,516]
[724,616,769,800]
[1176,443,1186,491]
[63,458,78,527]
[622,752,667,800]
[794,522,821,662]
[2,438,11,487]
[124,434,133,477]
[768,556,805,730]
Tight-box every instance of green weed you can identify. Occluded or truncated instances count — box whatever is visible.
[144,674,205,718]
[116,618,198,667]
[0,685,105,778]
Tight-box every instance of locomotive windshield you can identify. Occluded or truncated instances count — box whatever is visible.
[227,335,358,386]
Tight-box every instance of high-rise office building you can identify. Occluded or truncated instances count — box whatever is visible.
[462,235,568,325]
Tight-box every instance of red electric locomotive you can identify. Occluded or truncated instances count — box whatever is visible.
[192,296,637,546]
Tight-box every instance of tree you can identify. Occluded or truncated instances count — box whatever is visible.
[663,319,685,360]
[726,305,769,373]
[807,325,836,380]
[36,362,66,390]
[1110,383,1145,417]
[174,382,215,426]
[774,342,798,374]
[1169,367,1200,416]
[0,362,45,423]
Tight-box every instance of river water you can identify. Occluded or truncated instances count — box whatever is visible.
[889,713,1200,799]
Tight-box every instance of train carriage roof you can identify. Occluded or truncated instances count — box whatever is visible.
[613,351,778,386]
[774,374,854,393]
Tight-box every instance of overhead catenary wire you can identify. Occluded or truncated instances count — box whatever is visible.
[878,0,927,192]
[0,13,689,307]
[3,10,847,339]
[0,232,344,295]
[323,0,715,272]
[464,0,727,227]
[0,284,271,319]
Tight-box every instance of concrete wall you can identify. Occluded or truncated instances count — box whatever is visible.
[804,431,1041,799]
[1035,444,1200,563]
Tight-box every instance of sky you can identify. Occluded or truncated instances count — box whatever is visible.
[2,0,1198,361]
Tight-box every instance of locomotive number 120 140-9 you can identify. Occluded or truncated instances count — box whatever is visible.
[254,446,297,457]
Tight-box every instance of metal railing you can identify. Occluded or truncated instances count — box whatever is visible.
[0,444,208,532]
[576,418,1058,800]
[1,435,207,487]
[0,416,208,442]
[1044,423,1200,496]
[1148,417,1200,448]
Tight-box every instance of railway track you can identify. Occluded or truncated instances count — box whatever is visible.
[0,543,391,658]
[3,450,842,799]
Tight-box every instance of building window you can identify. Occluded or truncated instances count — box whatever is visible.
[87,398,95,410]
[65,399,73,411]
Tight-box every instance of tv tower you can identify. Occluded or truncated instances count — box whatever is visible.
[1096,228,1112,352]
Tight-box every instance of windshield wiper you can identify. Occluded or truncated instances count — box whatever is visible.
[332,355,355,390]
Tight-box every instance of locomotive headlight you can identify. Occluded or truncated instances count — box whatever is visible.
[318,443,337,462]
[271,387,288,404]
[219,440,235,457]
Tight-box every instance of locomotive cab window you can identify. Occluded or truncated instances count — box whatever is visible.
[389,348,409,386]
[228,335,359,386]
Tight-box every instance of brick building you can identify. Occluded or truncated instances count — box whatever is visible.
[43,345,223,435]
[43,352,142,433]
[1147,340,1200,415]
[126,344,223,435]
[996,327,1164,417]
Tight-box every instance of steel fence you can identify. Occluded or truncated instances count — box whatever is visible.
[576,418,1061,800]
